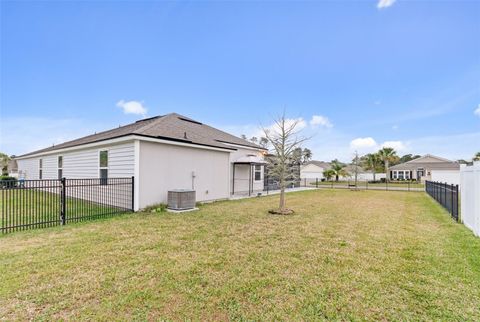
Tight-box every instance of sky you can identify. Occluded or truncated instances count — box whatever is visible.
[1,0,479,162]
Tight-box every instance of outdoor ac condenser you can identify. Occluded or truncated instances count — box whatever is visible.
[167,189,196,210]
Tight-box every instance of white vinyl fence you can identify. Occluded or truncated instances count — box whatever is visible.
[460,162,480,236]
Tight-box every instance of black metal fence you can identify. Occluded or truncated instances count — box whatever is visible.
[1,177,134,234]
[425,180,459,222]
[299,178,425,192]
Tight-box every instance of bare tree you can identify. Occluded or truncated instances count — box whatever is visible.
[262,114,309,214]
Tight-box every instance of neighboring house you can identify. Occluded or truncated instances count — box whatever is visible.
[388,154,460,182]
[7,159,18,178]
[342,164,386,181]
[15,113,267,210]
[300,161,331,180]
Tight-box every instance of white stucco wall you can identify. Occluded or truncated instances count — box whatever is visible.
[229,146,264,194]
[16,142,135,180]
[431,170,460,186]
[138,141,230,208]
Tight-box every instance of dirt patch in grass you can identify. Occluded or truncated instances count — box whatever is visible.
[1,189,479,320]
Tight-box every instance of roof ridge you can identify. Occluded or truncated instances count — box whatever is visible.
[132,114,171,134]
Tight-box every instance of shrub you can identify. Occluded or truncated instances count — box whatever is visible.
[142,203,167,213]
[0,176,18,188]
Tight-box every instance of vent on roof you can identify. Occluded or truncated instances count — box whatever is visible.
[135,115,163,123]
[178,117,202,125]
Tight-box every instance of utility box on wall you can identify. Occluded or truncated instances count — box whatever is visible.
[167,189,196,210]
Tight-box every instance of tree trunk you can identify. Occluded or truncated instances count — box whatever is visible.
[279,187,285,212]
[373,170,376,182]
[335,174,339,182]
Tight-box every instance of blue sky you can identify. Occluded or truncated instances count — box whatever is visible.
[1,0,479,162]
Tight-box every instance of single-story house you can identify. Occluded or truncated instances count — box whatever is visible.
[15,113,267,210]
[7,159,18,178]
[300,161,331,179]
[388,154,460,183]
[342,164,386,181]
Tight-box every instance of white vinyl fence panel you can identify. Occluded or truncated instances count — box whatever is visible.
[460,162,480,236]
[431,170,460,186]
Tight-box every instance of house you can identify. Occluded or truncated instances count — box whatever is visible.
[15,113,267,210]
[300,161,386,181]
[7,159,18,178]
[342,164,386,181]
[300,161,331,180]
[388,154,460,183]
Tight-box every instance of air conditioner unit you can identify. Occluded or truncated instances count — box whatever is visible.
[168,189,196,210]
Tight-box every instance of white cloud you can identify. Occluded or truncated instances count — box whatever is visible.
[310,115,333,128]
[349,137,408,154]
[116,100,147,116]
[392,125,399,130]
[474,105,480,117]
[350,137,377,150]
[377,0,396,9]
[382,140,407,152]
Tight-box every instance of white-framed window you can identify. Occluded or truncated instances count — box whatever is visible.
[393,171,398,179]
[398,171,404,180]
[405,171,410,180]
[39,158,43,180]
[58,156,63,179]
[99,150,108,185]
[254,165,262,181]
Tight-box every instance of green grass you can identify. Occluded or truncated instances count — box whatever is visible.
[1,190,129,231]
[1,189,479,320]
[312,180,425,189]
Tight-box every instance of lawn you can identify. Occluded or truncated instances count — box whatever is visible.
[1,189,479,320]
[311,180,425,189]
[1,189,130,232]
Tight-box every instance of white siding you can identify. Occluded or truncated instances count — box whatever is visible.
[16,158,39,179]
[301,164,325,179]
[460,162,480,237]
[16,142,135,180]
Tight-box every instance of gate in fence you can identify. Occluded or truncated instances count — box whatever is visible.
[425,180,459,222]
[1,177,134,234]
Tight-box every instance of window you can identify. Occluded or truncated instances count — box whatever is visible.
[393,171,398,179]
[398,171,404,180]
[405,171,410,180]
[58,156,63,179]
[100,150,108,168]
[39,159,43,179]
[99,150,108,185]
[254,165,261,181]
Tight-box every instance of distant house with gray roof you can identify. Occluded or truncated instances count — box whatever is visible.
[389,154,459,182]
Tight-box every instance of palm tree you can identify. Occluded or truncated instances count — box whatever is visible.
[474,152,480,161]
[378,147,398,182]
[330,159,348,182]
[323,169,335,181]
[362,153,381,181]
[302,148,312,164]
[0,152,10,176]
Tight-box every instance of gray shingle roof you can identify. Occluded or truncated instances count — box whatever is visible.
[304,160,331,169]
[18,113,265,157]
[389,154,459,171]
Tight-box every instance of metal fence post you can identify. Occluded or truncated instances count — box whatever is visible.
[131,176,135,211]
[60,177,66,225]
